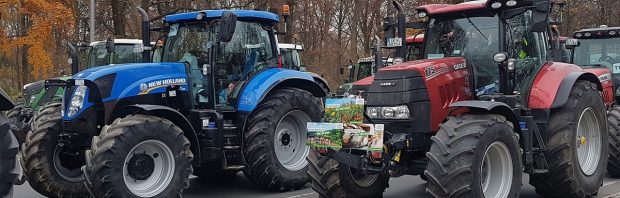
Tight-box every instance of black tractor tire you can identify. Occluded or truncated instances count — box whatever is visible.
[530,80,608,197]
[608,106,620,178]
[84,114,193,198]
[0,115,19,197]
[22,102,88,198]
[244,88,323,191]
[425,114,522,198]
[307,150,389,198]
[193,162,239,181]
[7,103,26,144]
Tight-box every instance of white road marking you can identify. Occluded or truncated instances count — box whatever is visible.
[604,180,620,187]
[603,192,620,198]
[283,192,315,198]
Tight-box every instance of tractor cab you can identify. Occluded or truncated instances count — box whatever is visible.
[84,39,144,69]
[278,43,304,70]
[569,26,620,99]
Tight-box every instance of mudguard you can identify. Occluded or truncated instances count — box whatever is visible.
[306,72,331,93]
[0,88,14,111]
[551,72,602,109]
[125,104,201,166]
[450,100,521,132]
[237,68,326,112]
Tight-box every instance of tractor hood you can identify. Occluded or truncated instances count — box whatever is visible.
[380,57,467,74]
[69,62,189,103]
[73,62,186,81]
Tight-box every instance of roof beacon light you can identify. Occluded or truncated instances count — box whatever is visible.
[584,32,592,37]
[575,33,583,38]
[610,31,617,36]
[506,0,517,7]
[600,25,609,28]
[491,2,502,9]
[282,5,290,16]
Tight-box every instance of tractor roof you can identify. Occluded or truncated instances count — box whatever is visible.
[417,0,535,17]
[164,10,279,24]
[89,39,143,46]
[574,26,620,39]
[278,43,303,50]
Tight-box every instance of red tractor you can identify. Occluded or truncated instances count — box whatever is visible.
[308,1,614,197]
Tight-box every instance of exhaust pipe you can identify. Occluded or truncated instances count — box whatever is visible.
[392,1,407,59]
[373,35,383,72]
[68,43,79,75]
[138,7,151,62]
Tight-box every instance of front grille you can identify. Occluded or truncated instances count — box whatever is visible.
[366,69,431,133]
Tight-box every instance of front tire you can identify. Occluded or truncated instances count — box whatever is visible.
[22,102,88,197]
[530,80,608,197]
[425,114,522,198]
[244,88,323,191]
[307,150,389,198]
[84,114,193,198]
[0,115,19,197]
[607,106,620,178]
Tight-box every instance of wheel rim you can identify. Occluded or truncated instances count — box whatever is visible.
[576,107,602,176]
[347,167,379,187]
[274,110,311,171]
[123,140,175,197]
[52,145,83,182]
[481,141,513,198]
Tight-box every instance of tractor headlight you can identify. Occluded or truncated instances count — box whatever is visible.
[68,86,87,117]
[29,95,36,105]
[366,106,410,119]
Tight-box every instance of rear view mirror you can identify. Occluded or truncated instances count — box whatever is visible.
[106,38,115,53]
[340,67,344,75]
[219,11,237,42]
[530,0,551,32]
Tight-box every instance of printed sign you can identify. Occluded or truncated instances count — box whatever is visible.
[306,123,384,151]
[324,98,365,124]
[613,63,620,74]
[307,122,344,149]
[387,37,403,47]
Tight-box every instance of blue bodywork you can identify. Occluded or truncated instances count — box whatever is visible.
[64,62,189,120]
[164,10,279,23]
[237,68,316,112]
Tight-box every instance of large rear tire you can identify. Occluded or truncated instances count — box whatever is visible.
[244,88,323,191]
[84,114,193,198]
[0,114,19,197]
[530,80,608,197]
[425,114,522,198]
[608,106,620,178]
[7,104,26,144]
[307,150,389,198]
[22,102,88,198]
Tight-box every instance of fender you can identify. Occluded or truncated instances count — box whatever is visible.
[550,72,602,109]
[124,104,201,166]
[450,100,521,133]
[306,72,331,93]
[237,68,326,112]
[529,62,603,109]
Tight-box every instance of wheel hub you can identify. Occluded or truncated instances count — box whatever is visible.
[127,153,155,180]
[280,132,291,146]
[576,107,602,176]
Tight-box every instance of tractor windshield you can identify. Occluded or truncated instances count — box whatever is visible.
[572,38,620,72]
[281,48,302,70]
[425,16,500,92]
[347,61,373,83]
[163,21,276,107]
[86,43,142,69]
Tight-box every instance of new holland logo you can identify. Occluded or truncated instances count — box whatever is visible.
[139,78,187,95]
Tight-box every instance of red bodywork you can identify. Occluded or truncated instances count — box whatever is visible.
[529,63,614,109]
[379,57,472,131]
[417,1,488,15]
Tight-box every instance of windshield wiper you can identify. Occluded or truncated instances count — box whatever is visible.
[463,14,488,42]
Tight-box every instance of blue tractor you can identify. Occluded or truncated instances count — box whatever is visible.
[51,9,327,197]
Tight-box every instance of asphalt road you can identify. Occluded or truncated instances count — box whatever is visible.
[12,173,620,198]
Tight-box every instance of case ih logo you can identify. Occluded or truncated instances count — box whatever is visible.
[453,63,467,70]
[380,82,396,86]
[139,78,187,95]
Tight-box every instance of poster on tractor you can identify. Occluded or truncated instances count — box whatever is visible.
[324,98,364,124]
[307,122,344,149]
[343,124,384,151]
[307,123,384,151]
